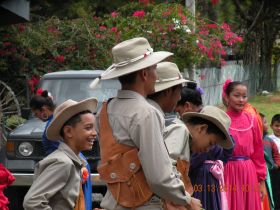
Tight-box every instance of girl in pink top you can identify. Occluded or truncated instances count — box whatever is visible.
[223,80,266,210]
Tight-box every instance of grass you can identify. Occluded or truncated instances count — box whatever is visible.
[249,91,280,134]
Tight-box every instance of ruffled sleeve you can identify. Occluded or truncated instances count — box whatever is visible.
[250,116,266,182]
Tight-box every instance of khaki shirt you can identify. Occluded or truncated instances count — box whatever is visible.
[99,90,189,210]
[23,142,85,210]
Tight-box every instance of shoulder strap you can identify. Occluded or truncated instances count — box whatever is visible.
[99,101,134,163]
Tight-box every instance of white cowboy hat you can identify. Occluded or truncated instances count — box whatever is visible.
[90,37,173,89]
[182,106,233,149]
[154,62,191,92]
[46,98,98,140]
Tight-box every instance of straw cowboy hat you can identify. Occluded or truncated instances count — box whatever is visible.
[154,62,191,92]
[46,98,98,140]
[90,37,173,88]
[182,106,233,149]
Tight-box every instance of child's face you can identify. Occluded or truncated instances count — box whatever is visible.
[262,117,268,133]
[70,113,97,151]
[225,85,248,112]
[188,124,223,153]
[271,121,280,137]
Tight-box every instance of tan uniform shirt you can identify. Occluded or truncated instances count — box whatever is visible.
[99,90,189,210]
[23,142,85,210]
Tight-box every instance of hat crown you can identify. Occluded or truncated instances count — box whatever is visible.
[112,37,152,64]
[53,99,77,118]
[200,106,231,129]
[156,62,182,83]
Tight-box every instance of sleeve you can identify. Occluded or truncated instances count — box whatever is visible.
[23,160,71,210]
[130,110,191,205]
[164,122,190,161]
[272,141,280,167]
[250,116,267,182]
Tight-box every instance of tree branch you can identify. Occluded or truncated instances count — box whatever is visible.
[246,0,265,35]
[232,0,252,22]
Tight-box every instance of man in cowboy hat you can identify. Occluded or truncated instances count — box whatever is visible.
[94,37,195,209]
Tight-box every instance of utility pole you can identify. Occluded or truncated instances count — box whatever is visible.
[185,0,196,80]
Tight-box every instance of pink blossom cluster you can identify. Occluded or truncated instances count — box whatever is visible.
[132,10,145,17]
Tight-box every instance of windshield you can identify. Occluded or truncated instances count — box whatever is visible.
[40,78,120,108]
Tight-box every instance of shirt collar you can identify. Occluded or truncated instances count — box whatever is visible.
[147,99,164,116]
[117,90,146,101]
[58,142,85,167]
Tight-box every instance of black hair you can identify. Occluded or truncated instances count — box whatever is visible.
[271,114,280,125]
[147,84,182,100]
[225,81,245,96]
[59,110,92,138]
[118,71,138,85]
[186,116,226,140]
[177,82,202,106]
[29,90,55,111]
[259,113,265,119]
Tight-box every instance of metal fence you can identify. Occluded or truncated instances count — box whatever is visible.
[184,61,280,105]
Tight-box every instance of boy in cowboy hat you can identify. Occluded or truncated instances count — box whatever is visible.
[94,37,193,210]
[23,98,98,210]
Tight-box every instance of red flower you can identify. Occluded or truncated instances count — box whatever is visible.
[111,11,118,18]
[36,88,43,95]
[211,0,219,5]
[18,24,25,32]
[81,167,89,183]
[47,27,59,33]
[3,42,11,47]
[54,55,65,63]
[28,76,40,93]
[207,24,217,29]
[139,0,149,5]
[95,34,102,38]
[110,27,118,33]
[99,25,107,31]
[132,10,145,17]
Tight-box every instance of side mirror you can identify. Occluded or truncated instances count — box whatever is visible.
[21,108,31,120]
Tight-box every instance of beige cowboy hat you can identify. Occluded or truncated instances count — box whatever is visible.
[46,98,98,141]
[90,37,173,88]
[182,106,233,149]
[154,62,192,92]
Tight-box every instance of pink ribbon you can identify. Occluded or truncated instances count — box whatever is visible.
[205,160,229,210]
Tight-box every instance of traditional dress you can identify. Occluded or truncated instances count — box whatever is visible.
[224,109,266,210]
[189,146,233,210]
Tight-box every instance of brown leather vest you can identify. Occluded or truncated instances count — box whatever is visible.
[97,102,153,208]
[176,159,194,195]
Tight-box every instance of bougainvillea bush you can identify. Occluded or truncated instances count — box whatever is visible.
[0,2,242,92]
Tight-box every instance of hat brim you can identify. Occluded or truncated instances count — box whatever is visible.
[101,51,173,80]
[46,98,98,141]
[181,112,233,149]
[155,78,190,93]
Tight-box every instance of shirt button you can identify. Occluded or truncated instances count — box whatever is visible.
[110,172,117,179]
[129,162,136,170]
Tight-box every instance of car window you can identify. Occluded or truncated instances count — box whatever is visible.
[40,78,120,107]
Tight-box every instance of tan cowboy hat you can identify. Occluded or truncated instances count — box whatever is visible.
[154,62,191,92]
[182,106,233,149]
[90,37,173,89]
[46,98,98,141]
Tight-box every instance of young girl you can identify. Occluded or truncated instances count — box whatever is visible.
[223,81,266,210]
[23,98,98,210]
[176,83,233,210]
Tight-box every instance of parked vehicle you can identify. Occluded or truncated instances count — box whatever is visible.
[1,70,121,210]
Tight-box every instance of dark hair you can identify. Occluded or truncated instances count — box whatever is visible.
[225,81,245,96]
[259,112,265,119]
[271,114,280,125]
[177,83,202,106]
[147,84,182,100]
[59,110,92,138]
[29,90,55,111]
[118,71,138,85]
[186,116,226,140]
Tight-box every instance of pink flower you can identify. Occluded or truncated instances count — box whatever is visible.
[95,34,102,38]
[3,42,11,47]
[235,36,243,43]
[220,59,227,67]
[197,42,208,54]
[132,10,145,18]
[168,24,175,32]
[54,55,65,63]
[180,15,187,25]
[199,28,209,36]
[99,25,107,31]
[221,22,231,31]
[111,11,118,18]
[110,27,118,33]
[47,27,59,33]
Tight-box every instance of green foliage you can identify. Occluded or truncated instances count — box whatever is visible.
[5,115,26,130]
[0,2,242,85]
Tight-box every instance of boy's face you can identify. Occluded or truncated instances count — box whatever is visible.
[70,113,97,151]
[271,121,280,137]
[262,117,268,133]
[188,124,223,153]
